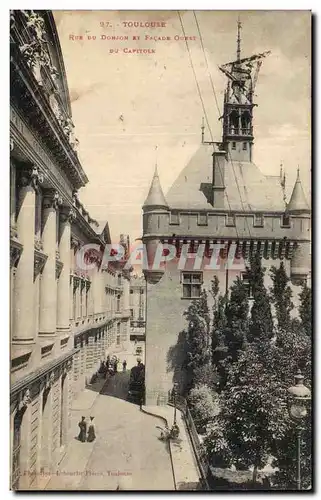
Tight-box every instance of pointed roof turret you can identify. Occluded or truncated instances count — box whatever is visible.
[143,165,169,210]
[287,167,310,212]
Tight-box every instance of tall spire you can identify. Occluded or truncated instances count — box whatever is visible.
[237,17,242,62]
[287,166,309,212]
[143,164,168,209]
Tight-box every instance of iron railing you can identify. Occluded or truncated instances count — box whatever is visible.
[168,393,210,490]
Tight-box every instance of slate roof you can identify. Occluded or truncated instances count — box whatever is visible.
[287,170,310,212]
[166,144,287,212]
[143,165,169,209]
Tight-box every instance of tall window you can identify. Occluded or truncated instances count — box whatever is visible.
[232,141,236,150]
[243,142,247,150]
[182,272,203,299]
[117,294,120,312]
[281,213,291,228]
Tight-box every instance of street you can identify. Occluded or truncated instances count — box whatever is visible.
[46,366,175,491]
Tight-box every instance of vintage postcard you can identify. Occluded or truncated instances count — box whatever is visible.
[9,9,311,491]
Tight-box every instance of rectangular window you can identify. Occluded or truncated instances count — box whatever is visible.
[226,214,236,227]
[170,212,180,225]
[241,272,254,299]
[182,272,203,299]
[281,213,291,228]
[253,213,264,227]
[243,142,247,150]
[117,295,120,312]
[197,213,208,226]
[232,142,236,150]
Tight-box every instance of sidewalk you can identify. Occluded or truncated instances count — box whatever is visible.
[45,373,175,491]
[142,405,200,490]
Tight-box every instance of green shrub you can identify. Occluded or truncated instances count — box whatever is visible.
[188,384,219,434]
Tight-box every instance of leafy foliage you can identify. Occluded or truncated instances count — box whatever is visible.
[184,289,211,387]
[248,254,274,343]
[223,277,250,359]
[205,342,288,479]
[188,384,220,433]
[269,261,294,333]
[299,283,312,337]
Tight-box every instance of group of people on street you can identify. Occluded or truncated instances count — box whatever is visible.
[78,416,96,443]
[157,422,180,441]
[98,355,128,378]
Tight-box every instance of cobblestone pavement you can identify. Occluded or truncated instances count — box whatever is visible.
[46,369,175,491]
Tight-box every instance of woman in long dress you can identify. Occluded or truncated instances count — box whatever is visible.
[87,416,96,442]
[78,416,87,442]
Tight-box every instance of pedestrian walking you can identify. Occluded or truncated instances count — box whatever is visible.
[122,360,127,372]
[78,416,87,442]
[87,416,96,442]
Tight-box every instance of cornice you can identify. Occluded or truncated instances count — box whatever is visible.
[10,348,77,397]
[10,52,88,189]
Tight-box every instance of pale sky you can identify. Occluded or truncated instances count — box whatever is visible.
[54,10,311,243]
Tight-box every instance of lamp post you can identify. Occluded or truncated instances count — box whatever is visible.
[287,370,311,490]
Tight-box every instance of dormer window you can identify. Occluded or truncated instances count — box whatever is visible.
[170,212,180,225]
[198,213,208,226]
[281,213,291,228]
[226,214,236,227]
[253,213,264,227]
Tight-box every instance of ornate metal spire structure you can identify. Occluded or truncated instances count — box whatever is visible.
[219,19,271,161]
[237,17,242,62]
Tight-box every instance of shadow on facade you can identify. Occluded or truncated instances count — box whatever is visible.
[167,330,189,395]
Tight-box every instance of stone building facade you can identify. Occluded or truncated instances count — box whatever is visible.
[142,28,311,406]
[10,10,130,489]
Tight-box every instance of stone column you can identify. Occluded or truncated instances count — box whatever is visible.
[13,167,42,342]
[39,190,62,335]
[57,207,75,332]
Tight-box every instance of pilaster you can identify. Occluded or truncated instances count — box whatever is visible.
[13,166,42,343]
[39,190,62,335]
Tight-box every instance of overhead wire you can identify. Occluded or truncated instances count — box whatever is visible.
[193,10,254,241]
[177,10,239,241]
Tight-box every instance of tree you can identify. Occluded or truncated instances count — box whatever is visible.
[299,283,312,337]
[248,253,274,343]
[184,289,211,388]
[204,342,289,483]
[270,261,294,333]
[211,277,228,390]
[223,277,250,359]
